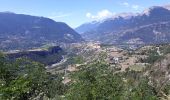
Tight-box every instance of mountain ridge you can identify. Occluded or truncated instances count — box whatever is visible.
[0,12,83,50]
[76,5,170,44]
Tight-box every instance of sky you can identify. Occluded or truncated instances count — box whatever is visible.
[0,0,170,28]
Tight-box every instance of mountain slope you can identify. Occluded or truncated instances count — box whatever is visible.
[75,21,100,34]
[76,5,170,44]
[0,12,83,50]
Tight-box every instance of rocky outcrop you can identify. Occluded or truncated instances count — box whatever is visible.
[6,46,65,65]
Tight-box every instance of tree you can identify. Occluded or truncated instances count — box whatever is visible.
[65,59,158,100]
[0,53,65,100]
[66,61,125,100]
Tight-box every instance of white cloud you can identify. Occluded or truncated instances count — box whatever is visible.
[86,12,92,18]
[122,2,129,7]
[121,2,141,10]
[86,9,116,20]
[132,5,140,10]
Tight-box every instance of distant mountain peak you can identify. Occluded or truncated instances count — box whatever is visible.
[106,12,138,21]
[76,4,170,45]
[143,5,170,16]
[163,4,170,10]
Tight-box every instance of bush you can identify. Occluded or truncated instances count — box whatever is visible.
[0,54,65,100]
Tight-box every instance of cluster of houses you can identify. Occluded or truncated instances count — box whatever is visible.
[105,46,126,65]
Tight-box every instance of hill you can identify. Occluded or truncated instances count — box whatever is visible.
[0,12,83,51]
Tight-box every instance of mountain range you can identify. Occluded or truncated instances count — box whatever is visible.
[1,5,170,51]
[0,12,83,50]
[76,5,170,45]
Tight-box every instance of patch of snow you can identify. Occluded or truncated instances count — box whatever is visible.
[86,4,170,24]
[163,4,170,10]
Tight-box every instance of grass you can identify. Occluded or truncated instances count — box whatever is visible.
[129,64,145,71]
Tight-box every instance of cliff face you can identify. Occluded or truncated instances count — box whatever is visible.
[6,46,65,65]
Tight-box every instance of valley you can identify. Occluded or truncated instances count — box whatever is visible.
[1,2,170,100]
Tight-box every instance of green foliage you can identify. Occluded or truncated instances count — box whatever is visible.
[0,54,65,100]
[67,56,84,65]
[121,71,158,100]
[160,46,170,55]
[163,83,170,95]
[129,65,145,72]
[72,56,84,64]
[143,49,163,64]
[0,48,168,100]
[66,61,124,100]
[65,60,158,100]
[128,78,157,100]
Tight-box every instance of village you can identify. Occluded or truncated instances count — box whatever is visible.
[47,42,154,84]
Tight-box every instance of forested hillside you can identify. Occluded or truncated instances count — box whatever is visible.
[1,44,170,100]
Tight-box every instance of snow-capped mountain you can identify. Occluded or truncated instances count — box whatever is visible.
[76,5,170,44]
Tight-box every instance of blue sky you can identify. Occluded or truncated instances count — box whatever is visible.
[0,0,170,28]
